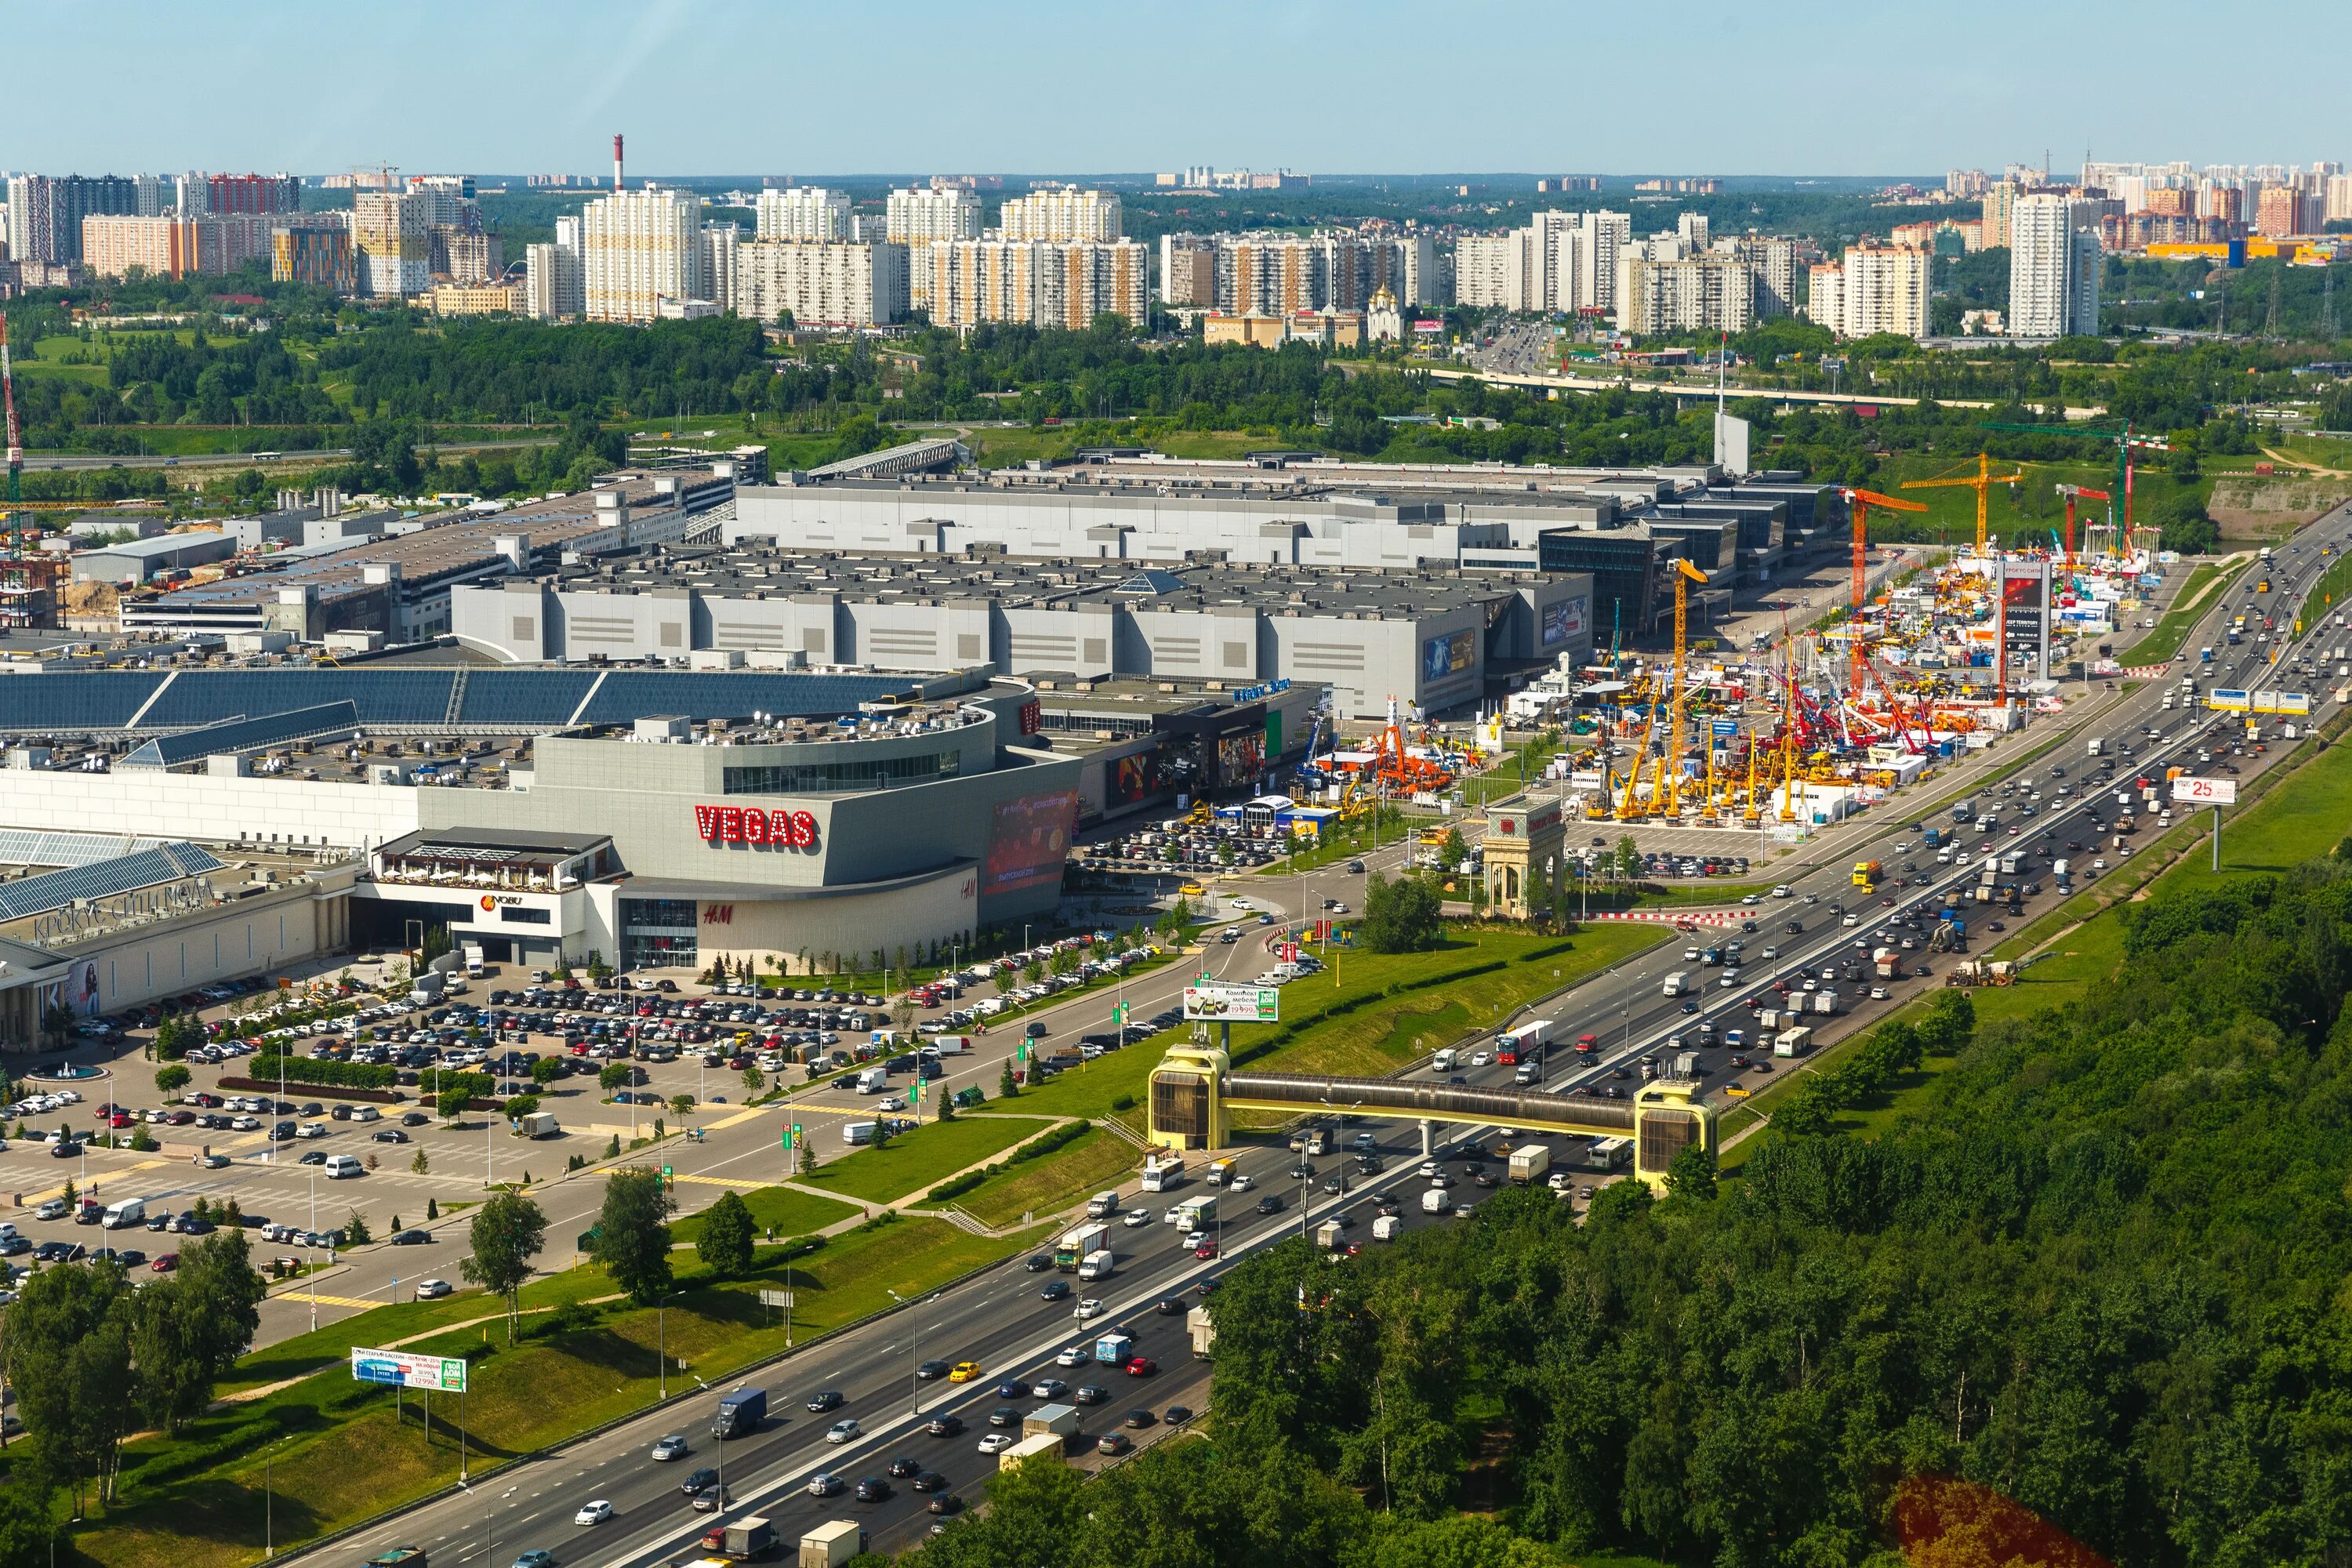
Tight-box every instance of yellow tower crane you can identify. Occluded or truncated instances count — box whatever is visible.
[1664,560,1708,815]
[1901,451,2025,557]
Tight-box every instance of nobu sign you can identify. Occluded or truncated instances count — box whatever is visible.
[695,804,819,849]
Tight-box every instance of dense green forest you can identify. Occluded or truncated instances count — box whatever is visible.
[910,859,2352,1568]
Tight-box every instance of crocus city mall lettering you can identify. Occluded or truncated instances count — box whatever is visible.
[695,804,820,848]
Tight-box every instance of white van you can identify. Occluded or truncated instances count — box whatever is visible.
[322,1154,364,1179]
[101,1197,146,1229]
[856,1066,889,1095]
[350,1105,382,1123]
[843,1120,878,1145]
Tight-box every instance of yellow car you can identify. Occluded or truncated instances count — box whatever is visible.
[1177,883,1207,897]
[946,1361,983,1384]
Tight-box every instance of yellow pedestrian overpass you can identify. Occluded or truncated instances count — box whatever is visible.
[1145,1041,1715,1192]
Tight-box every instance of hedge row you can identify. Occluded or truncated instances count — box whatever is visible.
[245,1053,396,1090]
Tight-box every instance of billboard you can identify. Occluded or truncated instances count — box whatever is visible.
[351,1348,469,1392]
[983,789,1078,897]
[1214,728,1264,788]
[1106,749,1165,808]
[1541,597,1588,648]
[2171,776,2239,806]
[1999,559,2049,681]
[1421,629,1475,684]
[1182,982,1280,1022]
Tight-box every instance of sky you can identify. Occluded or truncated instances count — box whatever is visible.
[5,0,2346,180]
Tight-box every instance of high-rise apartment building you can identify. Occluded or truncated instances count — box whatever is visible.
[352,191,430,299]
[194,173,303,216]
[524,241,584,320]
[753,187,850,241]
[998,187,1121,242]
[2008,195,2102,338]
[5,174,143,263]
[884,187,982,244]
[1738,235,1798,318]
[272,226,355,293]
[2328,175,2352,227]
[1160,237,1218,307]
[581,188,702,323]
[1981,180,2021,249]
[917,238,1145,330]
[699,225,739,310]
[1806,242,1930,339]
[735,240,907,327]
[2254,185,2307,238]
[1454,233,1525,311]
[1676,212,1711,252]
[1571,209,1632,316]
[1614,252,1754,336]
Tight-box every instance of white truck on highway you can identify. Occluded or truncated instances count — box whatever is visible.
[1661,970,1691,998]
[1508,1144,1552,1185]
[1421,1187,1454,1215]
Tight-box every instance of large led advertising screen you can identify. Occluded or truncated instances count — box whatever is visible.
[984,788,1079,897]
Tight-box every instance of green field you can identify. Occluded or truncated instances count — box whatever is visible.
[795,1113,1044,1205]
[671,1185,859,1245]
[2118,557,2250,665]
[952,1127,1144,1228]
[62,1215,1043,1568]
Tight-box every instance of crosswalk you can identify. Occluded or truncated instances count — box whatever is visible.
[275,1290,385,1309]
[668,1172,767,1190]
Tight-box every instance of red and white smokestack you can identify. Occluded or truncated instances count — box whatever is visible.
[612,133,624,193]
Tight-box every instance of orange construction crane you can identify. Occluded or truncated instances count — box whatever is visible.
[1902,452,2025,557]
[1838,487,1926,695]
[1665,560,1708,814]
[2053,483,2109,565]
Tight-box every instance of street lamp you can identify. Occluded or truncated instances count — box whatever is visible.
[883,1290,927,1415]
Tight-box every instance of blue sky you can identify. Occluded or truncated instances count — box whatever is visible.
[5,0,2343,178]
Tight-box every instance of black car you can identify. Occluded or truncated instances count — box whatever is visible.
[32,1242,82,1263]
[927,1494,964,1516]
[915,1359,949,1381]
[390,1229,432,1246]
[911,1470,949,1493]
[924,1414,965,1437]
[1073,1384,1109,1406]
[887,1454,923,1478]
[855,1478,891,1503]
[1023,1254,1053,1273]
[1123,1407,1157,1428]
[1166,1404,1195,1424]
[989,1406,1022,1428]
[806,1390,845,1412]
[1040,1279,1071,1301]
[1255,1194,1282,1214]
[100,1248,146,1268]
[1153,1296,1185,1316]
[47,1141,76,1160]
[372,1128,411,1144]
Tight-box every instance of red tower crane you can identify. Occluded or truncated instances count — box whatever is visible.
[2053,483,2110,565]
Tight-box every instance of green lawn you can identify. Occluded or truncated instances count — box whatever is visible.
[797,1113,1046,1205]
[2118,558,2249,665]
[67,1217,1044,1568]
[673,1185,860,1245]
[953,1127,1143,1229]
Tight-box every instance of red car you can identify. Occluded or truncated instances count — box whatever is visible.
[1124,1356,1158,1377]
[108,1112,133,1129]
[151,1254,179,1272]
[1193,1240,1218,1259]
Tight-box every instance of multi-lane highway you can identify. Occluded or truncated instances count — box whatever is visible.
[310,514,2352,1566]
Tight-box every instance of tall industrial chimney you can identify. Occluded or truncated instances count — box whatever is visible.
[612,133,624,193]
